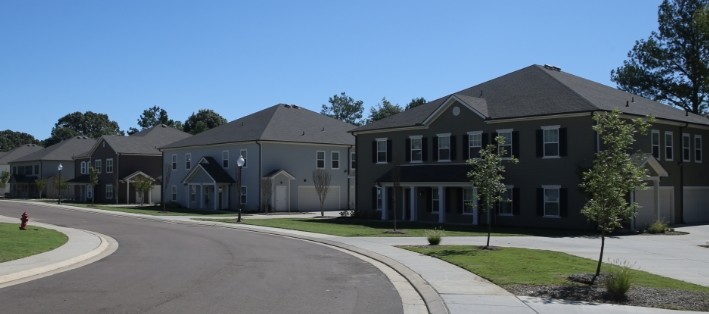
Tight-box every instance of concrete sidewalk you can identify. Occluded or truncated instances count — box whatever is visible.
[1,201,706,314]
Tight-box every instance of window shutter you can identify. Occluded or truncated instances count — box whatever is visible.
[433,137,439,161]
[536,188,544,216]
[422,137,428,161]
[462,134,470,160]
[405,138,411,162]
[482,133,489,148]
[560,128,568,157]
[492,132,498,144]
[450,135,457,161]
[513,187,520,215]
[513,131,520,158]
[372,141,377,163]
[536,129,543,158]
[387,140,392,163]
[560,188,568,217]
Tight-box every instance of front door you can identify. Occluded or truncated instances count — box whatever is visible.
[275,185,288,212]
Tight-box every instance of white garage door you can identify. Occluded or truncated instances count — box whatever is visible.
[298,186,340,211]
[635,187,673,228]
[683,187,709,224]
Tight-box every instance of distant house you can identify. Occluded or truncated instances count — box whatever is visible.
[9,137,96,199]
[351,65,709,229]
[0,144,44,196]
[69,125,190,204]
[160,104,356,212]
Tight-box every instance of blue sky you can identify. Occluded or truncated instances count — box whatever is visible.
[0,0,661,141]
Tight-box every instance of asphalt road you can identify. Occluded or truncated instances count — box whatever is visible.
[0,202,403,314]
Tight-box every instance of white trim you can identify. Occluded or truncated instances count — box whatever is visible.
[105,184,114,200]
[331,151,340,169]
[694,135,703,163]
[664,131,674,161]
[422,95,487,126]
[376,138,388,164]
[409,136,423,163]
[682,133,691,162]
[316,150,326,169]
[409,135,423,139]
[651,130,661,160]
[437,134,451,162]
[498,185,514,216]
[350,151,356,170]
[185,153,192,170]
[106,158,114,174]
[542,185,561,218]
[542,125,560,158]
[541,125,560,130]
[171,154,177,171]
[222,150,230,168]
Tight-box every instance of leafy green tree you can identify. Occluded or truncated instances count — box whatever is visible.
[34,178,47,198]
[368,97,403,123]
[467,136,518,249]
[0,130,40,151]
[183,109,227,135]
[133,176,154,206]
[405,97,427,110]
[0,171,10,189]
[45,111,123,146]
[321,92,365,126]
[128,106,182,135]
[611,0,709,115]
[89,166,99,205]
[580,109,653,284]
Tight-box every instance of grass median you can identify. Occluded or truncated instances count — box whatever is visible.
[0,222,68,263]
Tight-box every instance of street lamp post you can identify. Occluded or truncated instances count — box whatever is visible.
[57,163,63,204]
[236,155,245,222]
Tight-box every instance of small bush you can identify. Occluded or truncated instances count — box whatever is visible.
[604,259,634,299]
[647,219,668,234]
[425,229,444,245]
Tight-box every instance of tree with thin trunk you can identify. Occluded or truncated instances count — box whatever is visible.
[0,171,9,189]
[312,169,331,217]
[34,178,47,199]
[88,166,99,205]
[133,176,154,206]
[467,136,518,249]
[580,109,653,285]
[260,177,273,213]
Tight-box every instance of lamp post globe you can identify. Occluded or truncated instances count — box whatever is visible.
[236,155,245,222]
[57,163,63,204]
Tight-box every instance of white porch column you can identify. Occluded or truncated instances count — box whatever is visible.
[148,188,152,204]
[381,187,388,221]
[438,186,445,224]
[126,181,130,205]
[410,187,416,222]
[654,179,660,221]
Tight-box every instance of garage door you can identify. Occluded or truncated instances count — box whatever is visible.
[634,187,673,228]
[683,187,709,224]
[297,186,340,211]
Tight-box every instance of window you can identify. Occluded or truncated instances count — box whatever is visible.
[171,154,177,170]
[375,186,383,210]
[106,158,113,173]
[80,161,87,174]
[542,126,560,158]
[410,136,423,162]
[543,186,560,217]
[651,130,660,159]
[468,131,482,158]
[682,133,691,162]
[695,135,703,163]
[437,134,451,161]
[498,186,513,215]
[331,151,340,169]
[106,184,114,200]
[95,159,102,174]
[376,138,388,163]
[240,149,247,168]
[316,151,326,169]
[350,152,356,170]
[222,151,229,168]
[497,129,513,158]
[33,165,39,175]
[171,185,177,201]
[190,185,196,202]
[185,153,191,170]
[431,188,440,213]
[665,131,674,161]
[462,187,477,214]
[240,186,247,205]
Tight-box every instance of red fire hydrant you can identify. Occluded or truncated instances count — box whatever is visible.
[20,212,29,230]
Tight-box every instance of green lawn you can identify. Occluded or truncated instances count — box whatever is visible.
[405,245,709,292]
[0,223,68,263]
[58,202,238,217]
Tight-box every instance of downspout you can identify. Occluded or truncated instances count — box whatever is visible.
[678,123,687,224]
[115,152,120,204]
[347,145,352,210]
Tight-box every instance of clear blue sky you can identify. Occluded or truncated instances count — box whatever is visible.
[0,0,662,141]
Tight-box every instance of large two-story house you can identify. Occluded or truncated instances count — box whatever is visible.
[351,65,709,229]
[160,104,356,212]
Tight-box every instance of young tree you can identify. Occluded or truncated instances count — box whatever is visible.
[0,130,40,151]
[321,92,365,126]
[128,106,181,134]
[133,176,154,206]
[88,166,99,205]
[312,169,331,217]
[611,0,709,115]
[45,111,123,146]
[0,171,9,189]
[260,177,273,213]
[183,109,227,135]
[368,97,403,123]
[467,136,518,249]
[34,178,47,198]
[405,97,427,110]
[580,109,653,284]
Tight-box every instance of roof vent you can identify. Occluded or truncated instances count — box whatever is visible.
[543,64,561,72]
[631,97,635,103]
[284,104,291,108]
[626,100,629,107]
[292,105,299,109]
[302,131,305,136]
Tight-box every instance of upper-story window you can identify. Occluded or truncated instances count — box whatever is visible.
[467,131,482,159]
[171,154,177,170]
[410,136,423,162]
[80,161,87,174]
[542,126,559,158]
[331,151,340,169]
[316,151,326,169]
[651,130,660,159]
[695,135,703,163]
[95,159,102,174]
[106,158,113,173]
[437,133,451,161]
[222,151,229,168]
[496,129,513,158]
[665,131,674,161]
[376,138,388,164]
[682,133,691,162]
[185,153,191,170]
[240,149,248,168]
[350,152,356,170]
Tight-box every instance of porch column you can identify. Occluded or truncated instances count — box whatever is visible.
[410,187,416,222]
[401,186,406,221]
[148,188,152,204]
[213,185,218,211]
[438,186,445,223]
[381,187,388,221]
[200,184,204,210]
[126,180,130,204]
[654,179,660,221]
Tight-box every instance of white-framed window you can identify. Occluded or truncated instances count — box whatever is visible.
[185,153,191,170]
[376,138,388,163]
[665,131,674,161]
[80,161,87,175]
[431,188,440,213]
[467,131,482,158]
[437,133,451,161]
[190,185,196,202]
[106,184,114,199]
[222,151,229,168]
[240,149,248,168]
[651,130,660,159]
[497,129,513,158]
[171,154,177,170]
[331,151,340,169]
[682,133,691,162]
[95,159,102,174]
[375,186,383,210]
[409,135,423,162]
[695,135,703,163]
[543,185,561,217]
[462,187,477,215]
[542,125,560,158]
[106,158,113,173]
[240,186,247,205]
[350,152,356,170]
[171,185,177,201]
[86,185,93,199]
[316,151,326,169]
[498,186,514,216]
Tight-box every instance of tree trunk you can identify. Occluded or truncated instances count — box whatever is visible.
[591,231,606,285]
[485,203,491,249]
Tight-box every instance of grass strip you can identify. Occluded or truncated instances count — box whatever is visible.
[0,222,68,263]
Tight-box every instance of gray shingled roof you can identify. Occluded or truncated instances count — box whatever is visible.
[353,65,709,133]
[0,144,44,164]
[99,125,190,155]
[162,104,356,149]
[12,137,96,162]
[184,156,235,184]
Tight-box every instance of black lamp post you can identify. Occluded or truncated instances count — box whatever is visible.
[236,155,245,222]
[57,163,63,204]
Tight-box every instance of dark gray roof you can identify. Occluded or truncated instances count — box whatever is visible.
[12,137,96,163]
[0,144,44,164]
[353,65,709,132]
[163,104,356,149]
[187,156,235,184]
[99,125,190,155]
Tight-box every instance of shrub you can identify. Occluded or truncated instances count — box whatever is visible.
[604,259,634,299]
[647,219,668,234]
[425,229,444,245]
